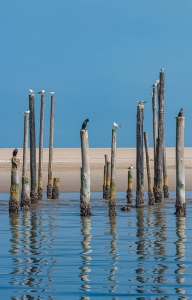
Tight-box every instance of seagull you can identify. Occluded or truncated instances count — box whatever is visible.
[113,122,121,129]
[37,90,46,94]
[82,119,89,130]
[28,89,35,94]
[13,148,18,157]
[161,68,164,72]
[178,108,184,117]
[20,110,30,115]
[128,165,133,170]
[136,100,147,105]
[50,91,56,95]
[151,83,157,87]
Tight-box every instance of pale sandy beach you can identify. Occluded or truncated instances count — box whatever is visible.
[0,148,192,193]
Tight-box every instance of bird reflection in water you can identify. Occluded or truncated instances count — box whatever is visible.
[79,216,92,293]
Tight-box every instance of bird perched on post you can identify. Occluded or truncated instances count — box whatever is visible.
[128,165,133,170]
[136,100,147,105]
[20,110,30,115]
[82,119,89,130]
[113,122,121,129]
[50,91,56,95]
[28,89,35,94]
[13,149,18,157]
[37,90,46,94]
[178,108,184,117]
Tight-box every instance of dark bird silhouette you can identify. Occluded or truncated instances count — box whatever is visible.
[82,119,89,130]
[13,148,18,157]
[178,108,184,117]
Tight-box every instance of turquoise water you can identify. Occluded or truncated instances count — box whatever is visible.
[0,192,192,299]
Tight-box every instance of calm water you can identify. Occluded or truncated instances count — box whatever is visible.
[0,192,192,299]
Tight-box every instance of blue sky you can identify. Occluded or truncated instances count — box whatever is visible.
[1,0,192,148]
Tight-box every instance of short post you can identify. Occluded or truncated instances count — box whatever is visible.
[103,154,108,198]
[105,162,111,200]
[144,132,155,205]
[29,94,38,204]
[80,129,91,216]
[38,94,45,200]
[47,95,54,199]
[109,129,117,216]
[9,157,20,213]
[136,105,144,207]
[175,117,185,216]
[126,170,133,203]
[20,114,31,210]
[152,86,157,187]
[163,146,169,198]
[52,178,60,199]
[155,69,165,203]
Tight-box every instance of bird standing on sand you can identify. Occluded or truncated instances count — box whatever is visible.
[28,89,35,94]
[50,91,56,95]
[13,149,18,157]
[178,108,184,117]
[137,100,147,105]
[82,119,89,130]
[20,110,30,115]
[113,122,121,129]
[37,90,46,94]
[128,165,133,170]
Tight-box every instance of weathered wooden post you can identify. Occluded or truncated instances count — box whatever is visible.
[175,116,185,216]
[163,146,169,198]
[105,162,111,200]
[152,85,157,187]
[144,132,155,205]
[136,105,144,207]
[9,157,20,213]
[126,170,133,203]
[29,94,38,204]
[103,154,108,198]
[47,94,54,199]
[38,94,45,200]
[52,178,60,199]
[80,129,91,216]
[109,129,117,216]
[155,68,165,203]
[20,114,31,210]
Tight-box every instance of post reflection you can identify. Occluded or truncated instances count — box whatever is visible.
[175,216,187,295]
[79,216,92,293]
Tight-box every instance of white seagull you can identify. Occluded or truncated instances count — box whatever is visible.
[50,91,56,95]
[20,110,30,115]
[151,83,157,87]
[37,90,46,94]
[113,122,121,129]
[136,100,147,105]
[128,165,133,170]
[28,89,35,94]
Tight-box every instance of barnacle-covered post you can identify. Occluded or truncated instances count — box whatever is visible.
[38,94,45,200]
[9,157,20,213]
[175,116,185,216]
[163,146,169,198]
[29,93,38,204]
[144,132,155,205]
[136,105,144,207]
[109,129,117,216]
[52,178,60,199]
[105,161,111,200]
[126,169,133,203]
[80,129,91,216]
[103,154,108,198]
[47,94,54,199]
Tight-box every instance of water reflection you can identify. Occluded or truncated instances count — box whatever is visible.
[79,216,92,293]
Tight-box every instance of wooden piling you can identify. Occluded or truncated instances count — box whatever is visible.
[20,176,31,210]
[152,86,157,187]
[126,170,133,203]
[136,105,144,207]
[80,129,91,216]
[38,94,45,200]
[175,117,185,216]
[47,95,54,199]
[105,162,111,200]
[109,129,117,216]
[144,132,155,205]
[155,69,165,203]
[163,146,169,198]
[29,94,38,204]
[52,178,60,199]
[103,154,108,198]
[9,157,20,213]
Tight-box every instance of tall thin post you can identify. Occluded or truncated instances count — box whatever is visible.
[9,157,20,213]
[176,117,185,216]
[103,154,108,198]
[155,68,165,203]
[105,162,111,200]
[47,95,54,199]
[80,129,91,216]
[109,129,117,216]
[38,94,45,200]
[20,114,31,210]
[152,86,157,186]
[29,94,38,204]
[144,132,155,205]
[163,146,169,198]
[136,105,144,207]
